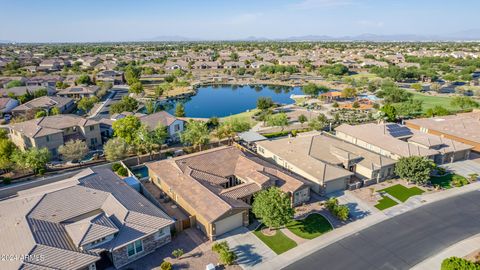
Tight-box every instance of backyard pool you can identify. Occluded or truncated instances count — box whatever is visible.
[131,165,149,179]
[158,84,304,118]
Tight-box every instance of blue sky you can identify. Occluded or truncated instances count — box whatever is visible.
[1,0,478,42]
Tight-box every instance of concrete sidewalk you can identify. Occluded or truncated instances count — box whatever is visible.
[254,181,480,270]
[411,233,480,270]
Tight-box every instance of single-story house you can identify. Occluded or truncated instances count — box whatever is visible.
[12,96,75,116]
[147,146,311,240]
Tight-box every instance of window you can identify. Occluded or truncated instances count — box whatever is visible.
[127,240,143,257]
[89,125,95,131]
[91,138,97,145]
[155,228,167,240]
[46,135,50,142]
[174,124,180,132]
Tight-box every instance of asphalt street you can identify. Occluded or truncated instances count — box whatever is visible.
[284,190,480,270]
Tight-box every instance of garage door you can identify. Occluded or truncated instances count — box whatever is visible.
[214,212,243,237]
[325,178,347,194]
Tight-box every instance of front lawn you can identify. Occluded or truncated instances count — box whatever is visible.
[253,225,297,254]
[430,174,468,189]
[286,214,333,239]
[379,184,425,202]
[374,196,398,210]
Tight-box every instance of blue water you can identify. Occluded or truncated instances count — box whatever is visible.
[131,165,148,178]
[162,84,303,118]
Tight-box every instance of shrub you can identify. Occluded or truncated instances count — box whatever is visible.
[160,261,172,270]
[112,163,122,172]
[441,257,480,270]
[2,177,11,185]
[325,198,350,221]
[172,248,184,259]
[212,241,237,265]
[116,167,128,176]
[451,175,469,187]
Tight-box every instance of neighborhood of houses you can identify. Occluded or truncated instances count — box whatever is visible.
[0,42,480,270]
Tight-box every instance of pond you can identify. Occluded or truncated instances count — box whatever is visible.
[160,84,304,118]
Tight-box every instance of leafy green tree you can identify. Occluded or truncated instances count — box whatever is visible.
[104,137,129,161]
[394,99,423,118]
[451,96,479,110]
[124,64,141,85]
[112,115,142,144]
[376,83,412,103]
[298,114,307,126]
[76,74,92,85]
[425,105,450,117]
[302,83,321,97]
[144,100,156,114]
[180,120,210,151]
[129,81,144,94]
[58,140,88,162]
[35,111,47,118]
[252,187,294,229]
[266,113,289,130]
[257,97,274,111]
[380,104,397,122]
[341,87,357,98]
[395,156,435,185]
[50,107,61,115]
[12,147,51,174]
[175,103,185,117]
[134,125,168,156]
[0,138,18,170]
[318,64,349,76]
[77,96,99,113]
[6,80,25,88]
[110,96,138,114]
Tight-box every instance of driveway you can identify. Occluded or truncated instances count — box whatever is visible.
[218,227,276,270]
[441,159,480,178]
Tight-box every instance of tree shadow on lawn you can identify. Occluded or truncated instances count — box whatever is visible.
[231,243,264,267]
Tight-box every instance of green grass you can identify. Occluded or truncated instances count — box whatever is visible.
[430,174,468,189]
[286,214,333,239]
[410,92,461,112]
[253,224,297,254]
[348,73,380,80]
[220,109,259,125]
[374,196,398,210]
[379,184,425,202]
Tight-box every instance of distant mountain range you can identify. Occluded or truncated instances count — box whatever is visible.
[3,30,480,43]
[149,30,480,42]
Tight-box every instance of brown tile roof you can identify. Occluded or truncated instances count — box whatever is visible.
[10,114,99,138]
[139,111,182,129]
[405,112,480,144]
[147,146,309,223]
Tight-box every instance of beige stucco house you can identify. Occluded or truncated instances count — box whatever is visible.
[147,146,310,240]
[9,114,102,157]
